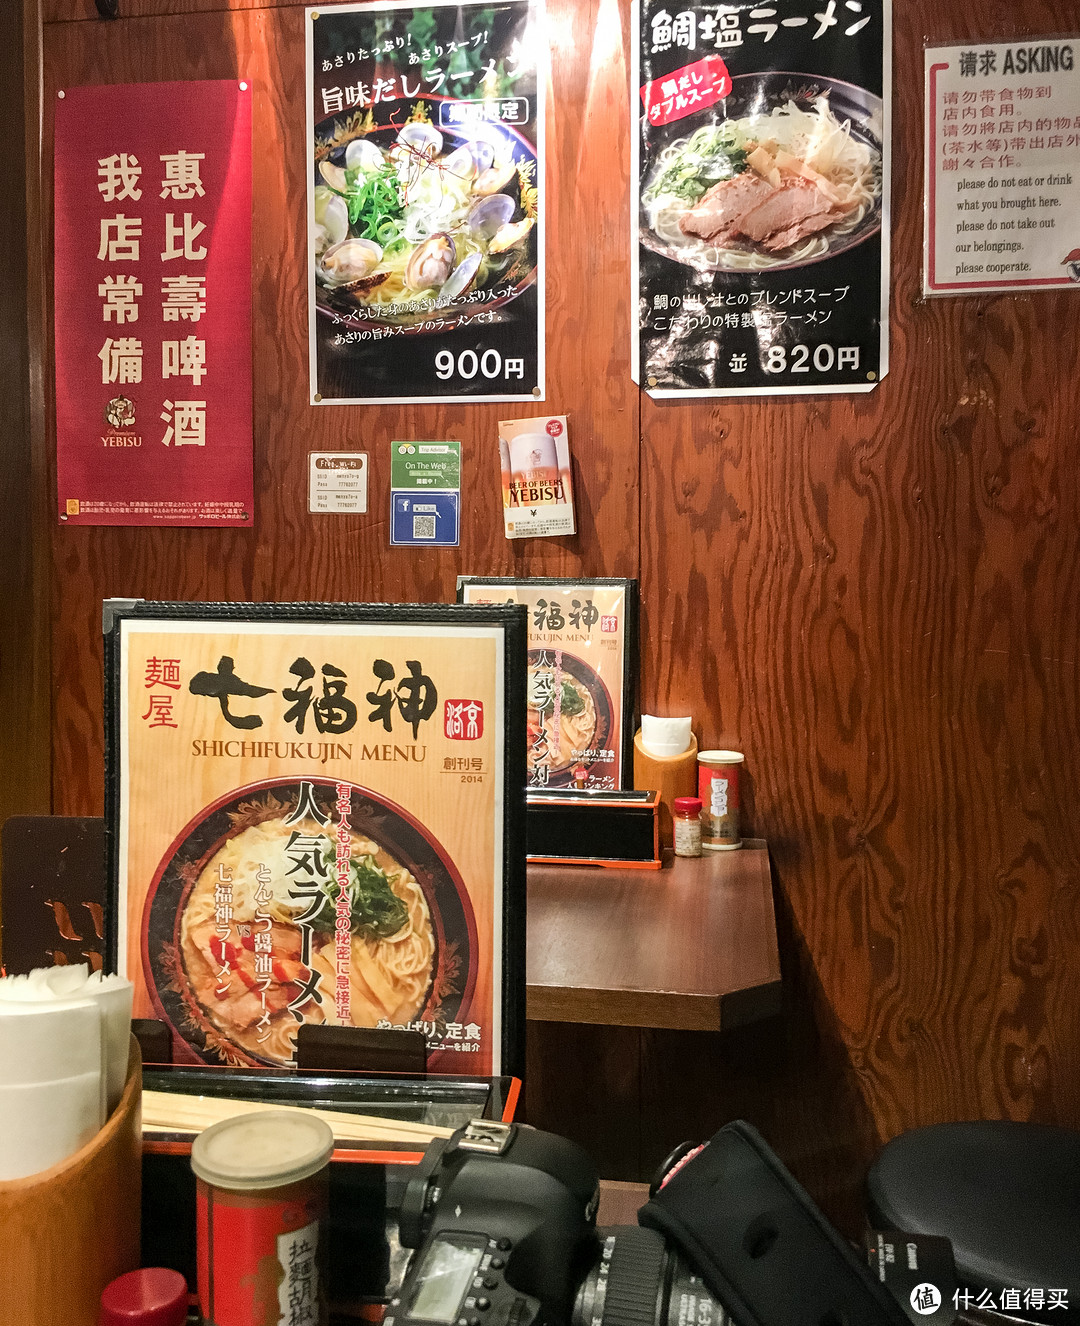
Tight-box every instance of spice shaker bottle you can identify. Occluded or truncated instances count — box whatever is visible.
[191,1110,334,1326]
[672,797,703,857]
[100,1267,189,1325]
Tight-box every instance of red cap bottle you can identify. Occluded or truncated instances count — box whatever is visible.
[100,1268,189,1326]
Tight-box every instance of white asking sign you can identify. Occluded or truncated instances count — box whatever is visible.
[924,39,1080,295]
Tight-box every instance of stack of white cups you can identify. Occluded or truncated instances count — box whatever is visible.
[0,965,134,1181]
[640,714,693,757]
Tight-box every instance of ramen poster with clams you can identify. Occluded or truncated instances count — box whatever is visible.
[104,602,526,1077]
[307,0,544,404]
[632,0,891,396]
[458,578,637,791]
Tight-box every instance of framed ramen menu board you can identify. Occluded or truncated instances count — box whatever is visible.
[457,578,637,791]
[103,600,527,1078]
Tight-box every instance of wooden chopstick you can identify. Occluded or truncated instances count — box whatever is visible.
[141,1089,456,1146]
[142,1090,452,1136]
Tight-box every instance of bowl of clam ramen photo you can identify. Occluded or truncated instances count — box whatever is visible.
[313,107,539,333]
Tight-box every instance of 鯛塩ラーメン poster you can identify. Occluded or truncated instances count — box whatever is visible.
[633,0,891,396]
[307,0,544,404]
[105,602,526,1078]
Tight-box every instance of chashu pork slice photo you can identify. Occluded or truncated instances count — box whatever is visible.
[733,178,843,252]
[678,172,776,242]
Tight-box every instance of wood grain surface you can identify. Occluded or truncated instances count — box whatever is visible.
[637,0,1080,1207]
[524,1020,643,1179]
[41,0,638,818]
[31,0,1080,1214]
[596,1179,648,1226]
[527,844,781,1030]
[0,0,51,884]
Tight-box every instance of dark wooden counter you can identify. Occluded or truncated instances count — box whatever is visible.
[526,840,781,1032]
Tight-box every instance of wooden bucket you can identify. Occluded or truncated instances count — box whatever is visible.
[0,1037,142,1326]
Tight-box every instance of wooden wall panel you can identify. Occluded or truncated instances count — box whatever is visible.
[43,0,638,817]
[525,1021,642,1180]
[46,0,315,25]
[640,0,1080,1201]
[0,0,51,869]
[37,0,1080,1208]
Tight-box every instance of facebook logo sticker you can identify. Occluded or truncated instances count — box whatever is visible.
[390,491,460,547]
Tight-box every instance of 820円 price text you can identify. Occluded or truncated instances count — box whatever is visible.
[760,343,862,374]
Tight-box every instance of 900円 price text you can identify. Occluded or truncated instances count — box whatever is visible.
[434,348,527,381]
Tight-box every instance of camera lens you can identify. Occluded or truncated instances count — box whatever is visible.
[572,1228,727,1326]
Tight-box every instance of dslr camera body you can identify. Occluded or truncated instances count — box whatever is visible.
[390,1119,924,1326]
[394,1119,600,1326]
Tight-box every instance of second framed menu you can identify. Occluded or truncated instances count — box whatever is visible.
[457,578,638,791]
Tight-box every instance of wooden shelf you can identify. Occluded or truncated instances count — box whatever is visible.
[526,840,781,1032]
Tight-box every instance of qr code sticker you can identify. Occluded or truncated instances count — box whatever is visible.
[412,513,436,540]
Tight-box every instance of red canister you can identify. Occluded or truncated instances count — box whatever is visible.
[191,1111,334,1326]
[697,750,744,850]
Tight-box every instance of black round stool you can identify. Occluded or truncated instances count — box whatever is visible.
[866,1122,1080,1324]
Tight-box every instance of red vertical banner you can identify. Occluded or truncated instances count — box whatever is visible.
[54,81,253,526]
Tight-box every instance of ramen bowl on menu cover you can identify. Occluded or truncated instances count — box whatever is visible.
[143,778,476,1069]
[526,650,614,790]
